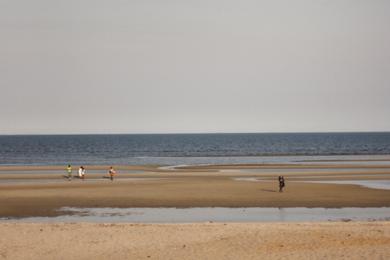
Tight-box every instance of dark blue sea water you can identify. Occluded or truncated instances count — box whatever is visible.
[0,133,390,166]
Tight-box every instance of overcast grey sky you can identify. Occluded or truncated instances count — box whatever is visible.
[1,0,389,134]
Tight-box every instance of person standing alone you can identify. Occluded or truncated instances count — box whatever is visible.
[278,176,285,192]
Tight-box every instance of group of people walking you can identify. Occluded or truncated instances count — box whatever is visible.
[66,165,116,181]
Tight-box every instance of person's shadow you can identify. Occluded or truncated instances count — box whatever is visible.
[261,189,277,193]
[62,175,82,179]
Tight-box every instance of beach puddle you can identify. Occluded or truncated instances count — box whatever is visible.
[2,207,390,223]
[233,177,390,190]
[235,168,390,174]
[233,177,269,182]
[300,180,390,190]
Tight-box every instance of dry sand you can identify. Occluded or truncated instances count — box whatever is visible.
[1,222,389,259]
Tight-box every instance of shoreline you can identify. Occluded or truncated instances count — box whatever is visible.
[1,153,390,169]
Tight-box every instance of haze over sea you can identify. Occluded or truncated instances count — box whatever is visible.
[0,133,390,166]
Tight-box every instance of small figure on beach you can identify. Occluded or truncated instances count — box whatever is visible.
[67,164,72,180]
[109,166,116,181]
[78,166,86,180]
[278,176,285,192]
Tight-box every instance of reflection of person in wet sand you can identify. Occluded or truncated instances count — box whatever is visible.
[78,166,85,180]
[108,166,116,181]
[278,176,285,192]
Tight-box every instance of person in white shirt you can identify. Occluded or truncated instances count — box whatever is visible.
[78,166,85,180]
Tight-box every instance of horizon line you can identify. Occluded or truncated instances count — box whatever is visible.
[1,131,390,136]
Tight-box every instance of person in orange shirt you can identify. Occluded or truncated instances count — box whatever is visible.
[109,166,116,181]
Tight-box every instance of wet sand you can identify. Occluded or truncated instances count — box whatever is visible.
[1,164,390,218]
[0,222,389,259]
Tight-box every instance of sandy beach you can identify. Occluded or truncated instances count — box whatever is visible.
[1,164,390,217]
[1,163,390,259]
[1,222,389,259]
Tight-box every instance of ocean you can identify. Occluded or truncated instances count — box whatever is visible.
[0,132,390,166]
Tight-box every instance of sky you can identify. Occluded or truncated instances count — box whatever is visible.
[1,0,389,134]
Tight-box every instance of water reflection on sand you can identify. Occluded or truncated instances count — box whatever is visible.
[2,207,390,223]
[233,177,390,190]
